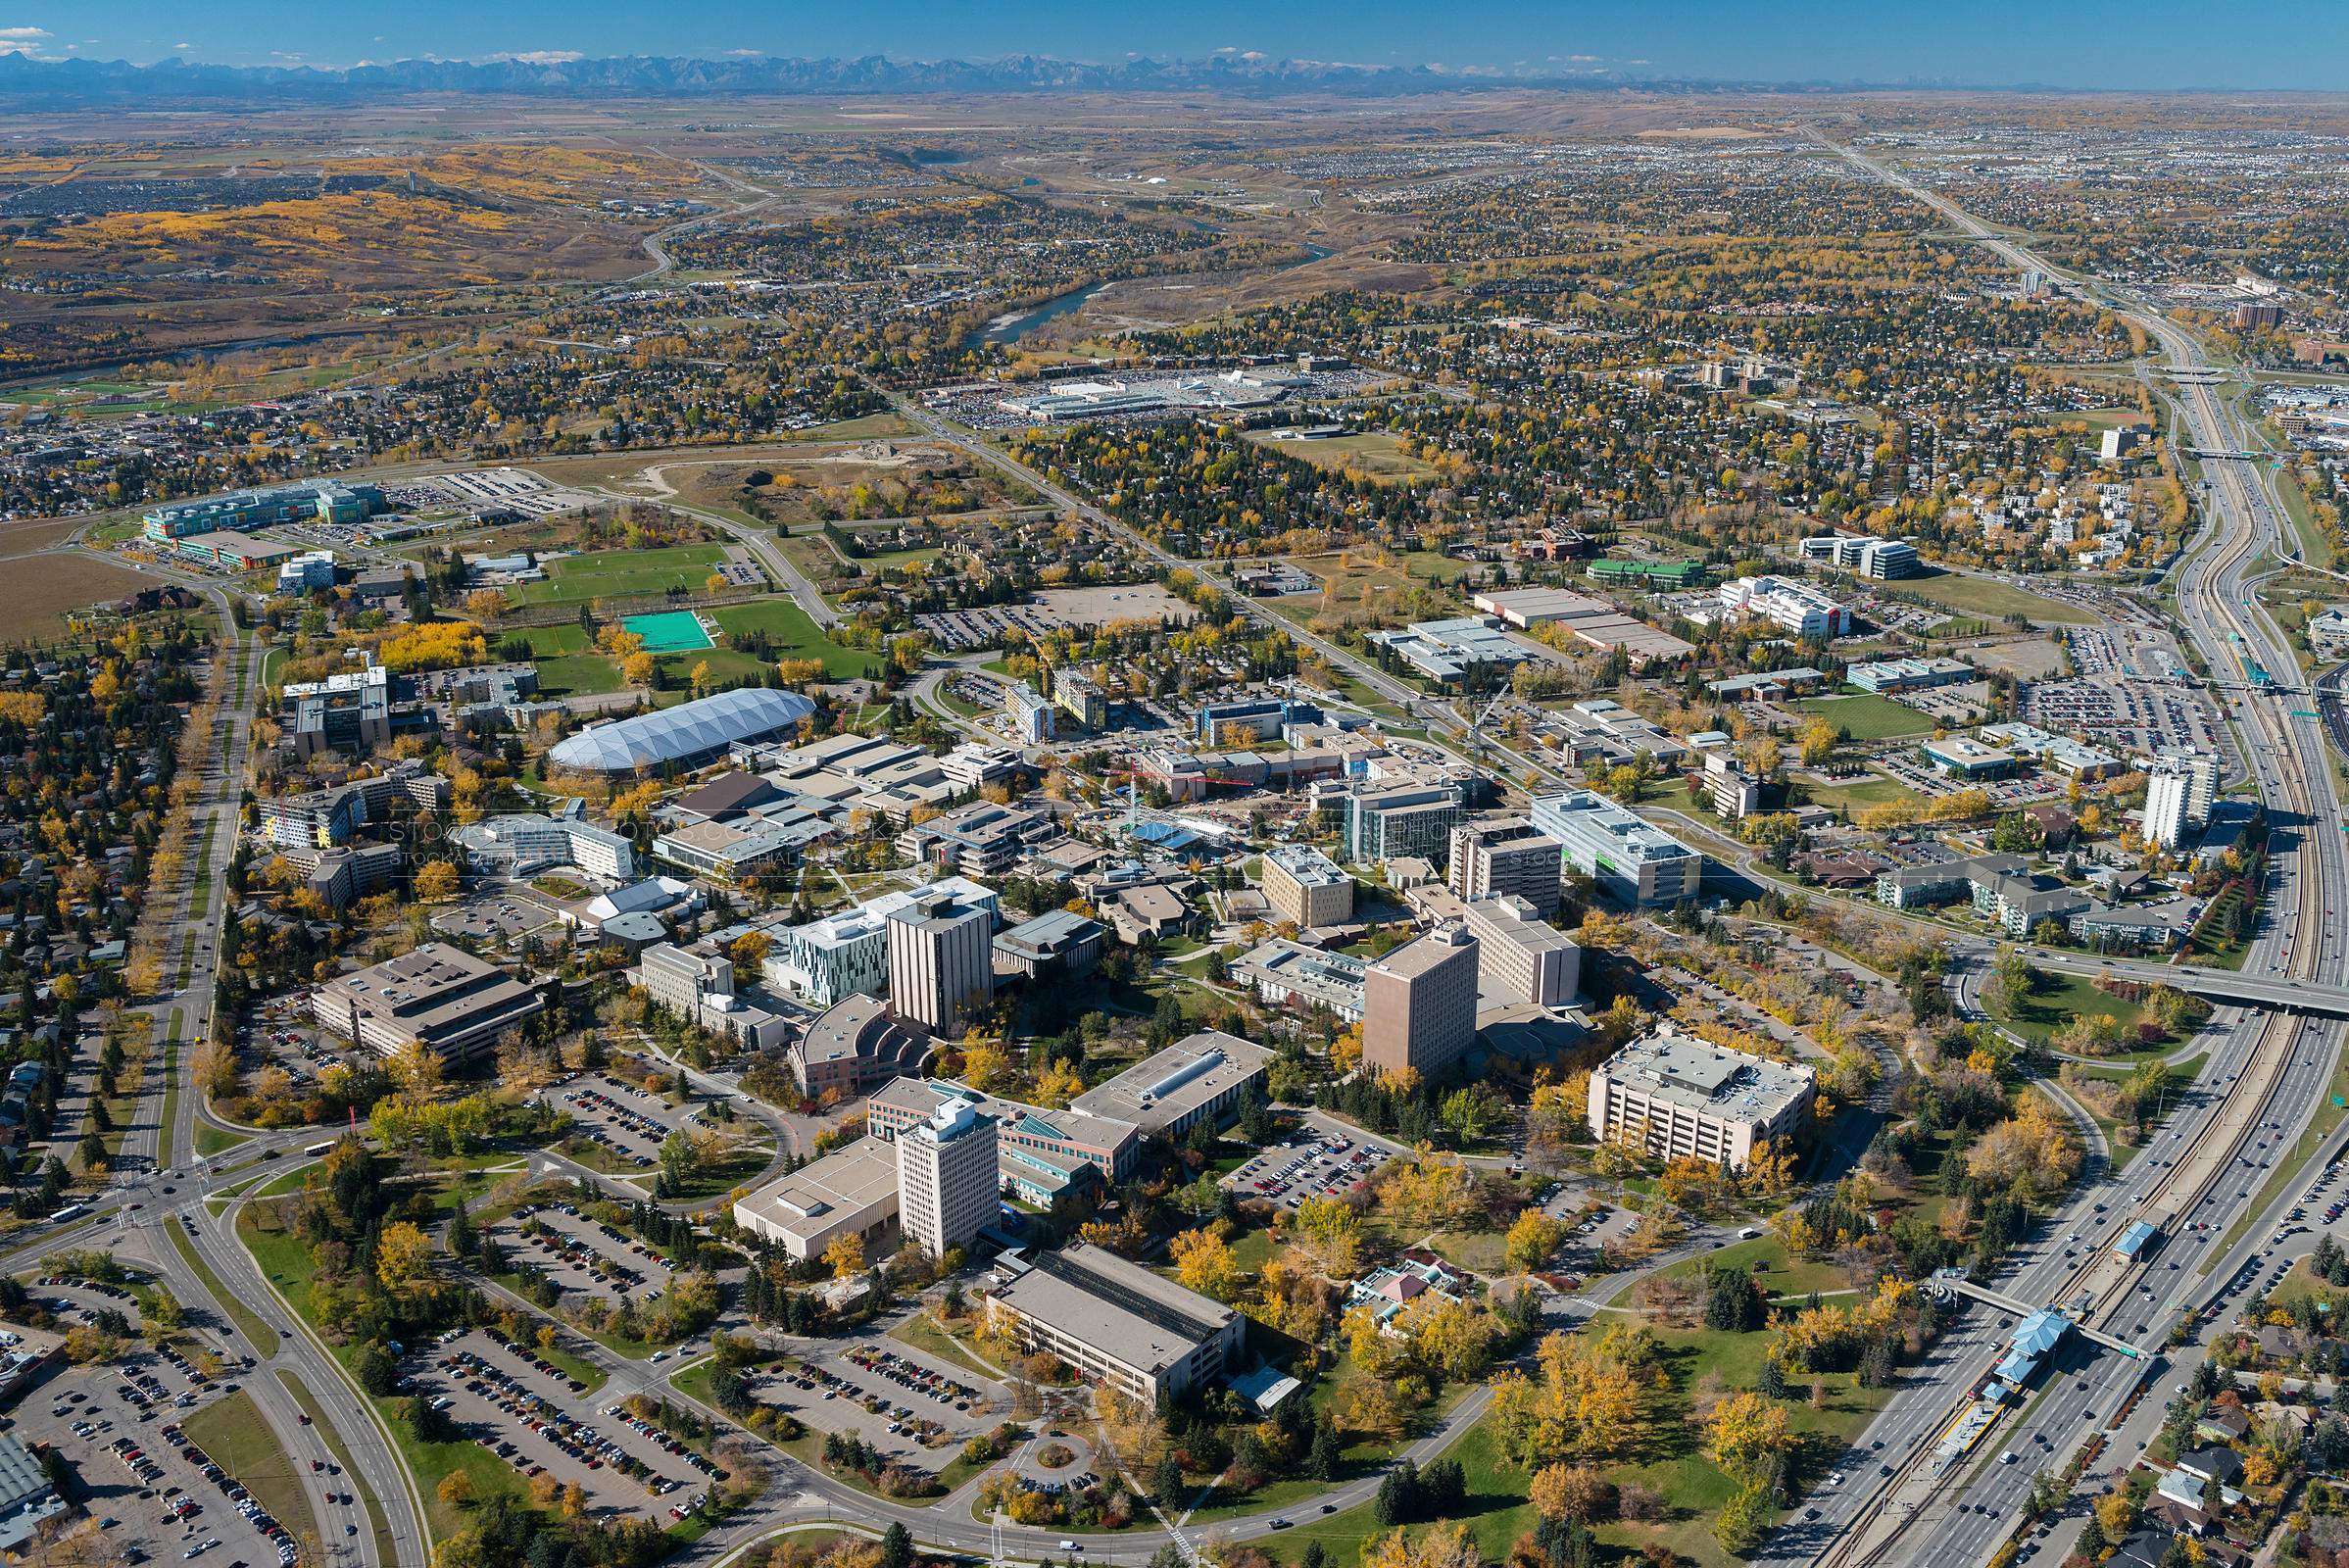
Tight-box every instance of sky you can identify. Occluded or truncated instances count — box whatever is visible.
[4,1,2347,92]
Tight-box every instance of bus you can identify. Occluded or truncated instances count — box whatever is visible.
[49,1204,86,1225]
[302,1142,335,1157]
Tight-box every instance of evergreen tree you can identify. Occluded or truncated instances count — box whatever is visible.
[880,1525,912,1568]
[1150,1452,1183,1504]
[1307,1421,1342,1483]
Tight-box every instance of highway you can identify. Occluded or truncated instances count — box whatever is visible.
[1788,134,2349,1568]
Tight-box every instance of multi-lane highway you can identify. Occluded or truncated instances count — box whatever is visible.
[1786,134,2349,1568]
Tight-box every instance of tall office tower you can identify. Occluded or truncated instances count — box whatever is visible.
[1447,818,1564,915]
[885,887,995,1035]
[897,1097,999,1259]
[1361,923,1481,1079]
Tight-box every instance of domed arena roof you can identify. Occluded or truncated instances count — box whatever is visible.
[548,687,815,774]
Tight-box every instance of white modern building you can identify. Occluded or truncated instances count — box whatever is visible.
[762,877,999,1006]
[1460,895,1580,1007]
[1530,790,1705,908]
[1717,575,1852,639]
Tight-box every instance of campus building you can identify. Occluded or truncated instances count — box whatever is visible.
[992,908,1106,982]
[1460,895,1580,1007]
[143,478,383,540]
[312,944,546,1062]
[1361,925,1481,1079]
[761,877,1000,1005]
[548,689,817,778]
[1717,575,1852,639]
[885,886,996,1036]
[1260,842,1354,928]
[1341,777,1466,866]
[1530,790,1704,908]
[1069,1031,1275,1143]
[1588,1027,1815,1165]
[731,1139,902,1263]
[787,996,932,1100]
[897,1098,999,1260]
[1230,939,1367,1023]
[984,1243,1246,1403]
[869,1076,1137,1198]
[1446,819,1563,915]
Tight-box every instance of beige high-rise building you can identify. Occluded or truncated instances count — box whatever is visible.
[1446,819,1564,915]
[1460,895,1580,1006]
[1361,923,1480,1078]
[1261,843,1353,928]
[885,887,995,1036]
[1588,1026,1814,1166]
[897,1098,999,1259]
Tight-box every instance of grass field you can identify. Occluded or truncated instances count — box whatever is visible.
[533,654,623,696]
[710,599,873,679]
[656,646,769,688]
[1991,969,2156,1052]
[0,552,158,638]
[1790,693,1936,740]
[1804,773,1925,810]
[1243,430,1441,484]
[181,1390,319,1546]
[1881,567,2095,625]
[517,623,591,656]
[515,545,728,606]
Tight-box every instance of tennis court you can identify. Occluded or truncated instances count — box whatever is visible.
[622,612,714,652]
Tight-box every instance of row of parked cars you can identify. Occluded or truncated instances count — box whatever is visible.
[842,1347,981,1411]
[162,1425,302,1562]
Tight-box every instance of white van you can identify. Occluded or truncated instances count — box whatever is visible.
[1737,1226,1760,1240]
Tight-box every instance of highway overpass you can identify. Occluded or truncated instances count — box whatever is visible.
[2026,949,2349,1016]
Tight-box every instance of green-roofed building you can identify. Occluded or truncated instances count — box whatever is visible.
[1589,557,1707,589]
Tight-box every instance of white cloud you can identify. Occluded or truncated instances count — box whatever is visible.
[727,47,759,56]
[500,49,584,64]
[0,24,49,55]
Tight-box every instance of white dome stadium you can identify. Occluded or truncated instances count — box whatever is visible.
[548,687,815,775]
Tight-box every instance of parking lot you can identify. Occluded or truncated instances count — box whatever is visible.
[234,999,353,1098]
[1225,1131,1389,1211]
[406,1328,718,1524]
[481,1200,678,1312]
[749,1341,997,1475]
[433,895,560,946]
[16,1348,311,1568]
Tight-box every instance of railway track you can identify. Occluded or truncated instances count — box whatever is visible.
[1811,374,2330,1568]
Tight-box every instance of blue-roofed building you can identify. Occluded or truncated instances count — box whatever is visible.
[1991,1307,2071,1391]
[2115,1220,2158,1262]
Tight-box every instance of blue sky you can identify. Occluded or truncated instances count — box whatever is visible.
[6,1,2345,90]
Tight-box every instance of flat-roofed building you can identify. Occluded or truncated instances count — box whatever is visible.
[654,815,828,882]
[898,1098,998,1260]
[985,1242,1245,1403]
[1230,938,1366,1023]
[886,886,996,1036]
[1342,778,1465,866]
[1361,924,1480,1078]
[993,907,1106,981]
[1847,656,1974,694]
[869,1075,1138,1188]
[312,943,545,1062]
[762,877,999,1005]
[731,1138,902,1263]
[1589,1026,1815,1165]
[1070,1030,1274,1142]
[1717,575,1851,639]
[787,995,932,1099]
[1261,842,1353,928]
[1461,895,1580,1006]
[1447,818,1562,915]
[1053,667,1107,730]
[897,800,1055,877]
[1530,790,1703,908]
[1007,684,1056,744]
[1922,737,2018,779]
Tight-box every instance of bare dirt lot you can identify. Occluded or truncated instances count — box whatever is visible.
[0,552,166,634]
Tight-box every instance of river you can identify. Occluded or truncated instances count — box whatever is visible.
[973,243,1334,348]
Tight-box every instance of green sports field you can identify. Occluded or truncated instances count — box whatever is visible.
[514,545,729,605]
[710,600,873,680]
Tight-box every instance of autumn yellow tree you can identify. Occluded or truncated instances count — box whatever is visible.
[415,860,461,902]
[1706,1389,1793,1481]
[1169,1227,1239,1302]
[1504,1209,1564,1275]
[464,589,510,626]
[823,1234,865,1280]
[376,1221,435,1290]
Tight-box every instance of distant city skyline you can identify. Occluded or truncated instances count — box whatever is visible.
[7,1,2349,94]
